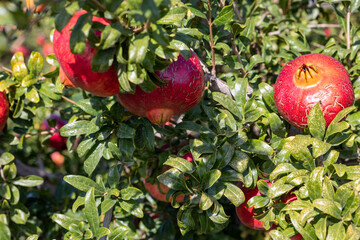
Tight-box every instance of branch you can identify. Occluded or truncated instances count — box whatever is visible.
[207,1,216,77]
[346,6,351,50]
[89,0,106,12]
[100,207,113,240]
[307,24,340,28]
[233,1,242,21]
[62,95,76,105]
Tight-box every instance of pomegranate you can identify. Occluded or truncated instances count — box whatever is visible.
[59,67,76,88]
[12,45,30,57]
[236,180,272,230]
[144,153,193,203]
[280,191,297,204]
[53,10,119,97]
[116,52,205,125]
[50,151,65,167]
[291,233,303,240]
[42,114,67,150]
[42,42,54,57]
[274,53,354,129]
[0,91,9,133]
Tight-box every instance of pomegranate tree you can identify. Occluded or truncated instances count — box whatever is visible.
[274,53,354,129]
[53,10,119,97]
[0,91,9,133]
[116,52,205,125]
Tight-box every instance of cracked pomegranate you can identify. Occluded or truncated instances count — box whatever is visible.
[53,10,119,97]
[274,53,354,129]
[116,52,205,125]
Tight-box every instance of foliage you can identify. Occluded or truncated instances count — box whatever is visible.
[0,0,360,239]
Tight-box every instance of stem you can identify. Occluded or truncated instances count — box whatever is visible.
[207,1,216,77]
[99,207,113,240]
[23,129,57,138]
[307,24,340,28]
[61,96,76,105]
[346,6,351,50]
[233,1,242,21]
[0,168,6,182]
[89,0,106,12]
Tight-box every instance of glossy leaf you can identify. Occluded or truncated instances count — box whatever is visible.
[313,199,342,219]
[12,175,43,187]
[223,182,245,207]
[85,188,99,234]
[201,169,221,190]
[63,175,105,195]
[308,103,325,140]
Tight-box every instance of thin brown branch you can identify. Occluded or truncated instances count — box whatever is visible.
[89,0,106,12]
[62,95,76,105]
[0,65,12,73]
[207,1,216,77]
[22,129,57,138]
[346,6,351,50]
[307,24,340,28]
[233,1,242,21]
[100,207,113,240]
[256,10,269,26]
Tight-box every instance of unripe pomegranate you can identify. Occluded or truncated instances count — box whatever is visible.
[274,54,354,129]
[144,153,193,203]
[53,10,119,97]
[42,115,67,150]
[59,67,76,88]
[236,180,272,230]
[116,52,205,125]
[0,91,9,133]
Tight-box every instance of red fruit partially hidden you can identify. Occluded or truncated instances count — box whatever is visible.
[117,52,205,125]
[280,191,297,204]
[42,115,67,150]
[0,92,9,133]
[274,53,354,129]
[291,233,303,240]
[53,10,119,97]
[236,180,271,230]
[50,151,65,166]
[144,153,193,203]
[42,42,54,57]
[13,45,30,57]
[59,67,76,88]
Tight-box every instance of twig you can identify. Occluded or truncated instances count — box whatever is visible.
[207,1,216,77]
[0,168,6,182]
[307,24,340,28]
[233,1,242,21]
[89,0,106,12]
[256,10,269,26]
[23,129,57,138]
[0,65,12,73]
[100,207,113,240]
[62,95,76,105]
[268,30,281,36]
[15,159,61,179]
[346,6,351,50]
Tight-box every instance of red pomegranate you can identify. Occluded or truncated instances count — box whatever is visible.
[42,42,54,57]
[53,10,119,97]
[116,52,205,125]
[236,180,272,230]
[42,115,67,150]
[0,91,9,133]
[144,153,193,203]
[274,53,354,129]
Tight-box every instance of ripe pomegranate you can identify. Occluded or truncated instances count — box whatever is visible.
[12,45,30,57]
[274,53,354,129]
[0,91,9,133]
[144,153,193,203]
[59,67,76,88]
[116,52,205,125]
[291,233,303,240]
[50,151,65,167]
[36,35,46,46]
[42,115,67,150]
[53,10,119,97]
[236,180,272,230]
[42,42,54,57]
[280,191,297,204]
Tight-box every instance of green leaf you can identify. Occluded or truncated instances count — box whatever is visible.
[27,52,43,75]
[157,7,187,26]
[199,192,214,210]
[322,176,336,201]
[0,183,10,200]
[157,168,187,190]
[98,22,122,49]
[129,33,149,64]
[25,88,40,103]
[307,167,324,201]
[228,150,250,173]
[308,103,326,140]
[241,139,273,156]
[326,221,346,240]
[134,122,154,151]
[52,213,81,230]
[70,13,92,54]
[91,48,115,73]
[73,99,104,116]
[268,177,294,199]
[312,138,331,159]
[351,0,360,12]
[26,235,39,240]
[213,4,234,25]
[0,152,14,166]
[314,217,327,240]
[85,188,99,234]
[63,175,105,195]
[313,199,342,219]
[212,92,242,119]
[244,107,265,123]
[120,187,143,200]
[0,222,10,240]
[12,61,28,80]
[12,175,43,187]
[224,182,245,207]
[60,120,90,137]
[289,211,317,240]
[119,200,143,218]
[267,113,286,137]
[84,142,105,176]
[201,169,221,190]
[269,163,297,181]
[100,198,116,215]
[186,5,206,19]
[108,226,130,240]
[227,77,247,116]
[55,2,80,32]
[164,156,194,173]
[327,106,356,131]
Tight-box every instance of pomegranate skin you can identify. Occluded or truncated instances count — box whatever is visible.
[42,115,67,150]
[274,53,354,129]
[236,181,272,230]
[116,52,205,125]
[144,153,193,203]
[59,67,76,88]
[53,10,119,97]
[0,92,9,133]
